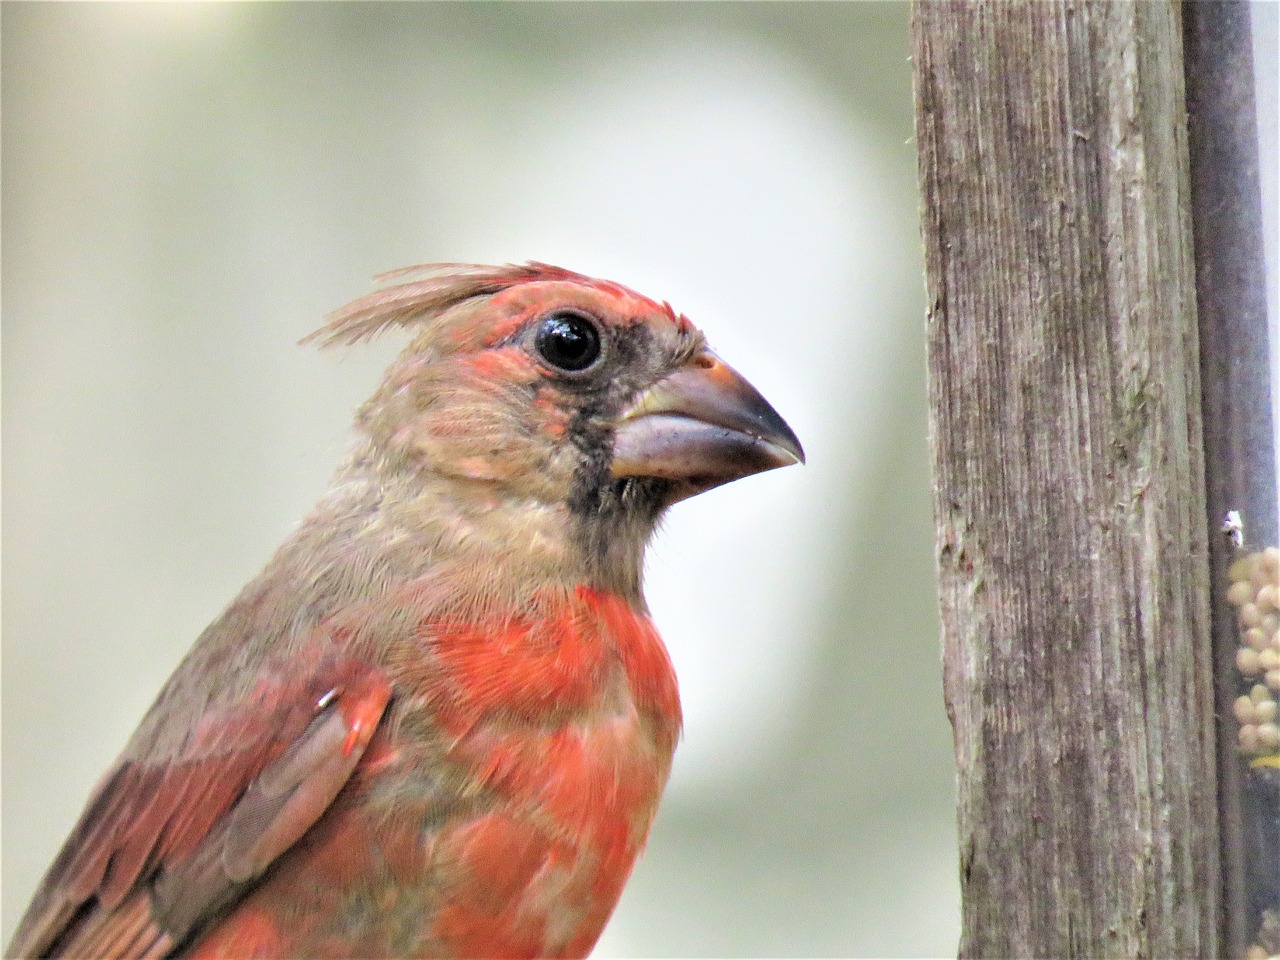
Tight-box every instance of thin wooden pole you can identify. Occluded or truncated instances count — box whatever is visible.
[912,2,1219,956]
[1183,5,1280,958]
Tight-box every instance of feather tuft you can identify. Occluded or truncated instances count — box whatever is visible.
[303,262,677,348]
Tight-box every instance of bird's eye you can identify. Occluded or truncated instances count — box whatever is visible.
[535,312,602,373]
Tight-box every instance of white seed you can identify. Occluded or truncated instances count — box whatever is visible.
[1235,695,1258,725]
[1240,603,1263,629]
[1262,649,1280,671]
[1238,647,1263,675]
[1255,699,1278,724]
[1229,555,1257,584]
[1256,722,1280,750]
[1260,546,1280,575]
[1251,554,1278,591]
[1257,584,1277,612]
[1267,669,1280,691]
[1227,580,1255,607]
[1252,683,1272,702]
[1245,627,1269,651]
[1239,724,1260,753]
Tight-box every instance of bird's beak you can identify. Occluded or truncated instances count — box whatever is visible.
[611,351,805,502]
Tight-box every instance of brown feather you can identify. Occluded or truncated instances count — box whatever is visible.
[7,657,390,959]
[9,262,793,959]
[302,261,672,349]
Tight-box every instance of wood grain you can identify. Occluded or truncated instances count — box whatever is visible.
[912,2,1219,955]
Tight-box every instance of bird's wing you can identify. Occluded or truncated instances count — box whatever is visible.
[7,652,393,960]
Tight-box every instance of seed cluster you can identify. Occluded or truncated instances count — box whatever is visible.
[1229,547,1280,758]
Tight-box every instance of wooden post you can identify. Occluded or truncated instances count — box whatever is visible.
[912,2,1220,956]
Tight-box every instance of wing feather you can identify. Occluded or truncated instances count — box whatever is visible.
[7,653,392,959]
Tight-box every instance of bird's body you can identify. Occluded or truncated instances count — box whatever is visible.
[9,264,801,959]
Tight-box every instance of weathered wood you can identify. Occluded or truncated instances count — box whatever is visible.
[912,2,1219,956]
[1183,6,1280,958]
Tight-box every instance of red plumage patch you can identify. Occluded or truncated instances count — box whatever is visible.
[422,588,680,748]
[433,814,558,957]
[403,587,680,957]
[576,587,682,742]
[426,594,609,726]
[309,262,687,350]
[186,906,282,960]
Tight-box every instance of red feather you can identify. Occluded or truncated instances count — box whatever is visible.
[10,262,800,959]
[10,653,391,959]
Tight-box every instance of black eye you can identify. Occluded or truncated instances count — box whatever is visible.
[535,312,602,372]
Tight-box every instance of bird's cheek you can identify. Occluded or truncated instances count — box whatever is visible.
[532,389,571,441]
[388,412,574,499]
[393,418,518,483]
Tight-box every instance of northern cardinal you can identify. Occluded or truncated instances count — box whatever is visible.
[9,263,803,959]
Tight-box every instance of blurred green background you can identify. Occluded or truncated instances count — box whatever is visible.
[1,4,957,955]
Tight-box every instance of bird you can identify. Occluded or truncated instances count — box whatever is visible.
[8,262,804,959]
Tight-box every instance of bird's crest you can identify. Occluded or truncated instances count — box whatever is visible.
[305,262,687,348]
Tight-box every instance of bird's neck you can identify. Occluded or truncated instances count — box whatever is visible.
[314,442,650,607]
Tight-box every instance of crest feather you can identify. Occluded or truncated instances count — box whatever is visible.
[302,262,602,348]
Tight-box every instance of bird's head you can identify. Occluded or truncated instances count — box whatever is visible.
[309,263,803,588]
